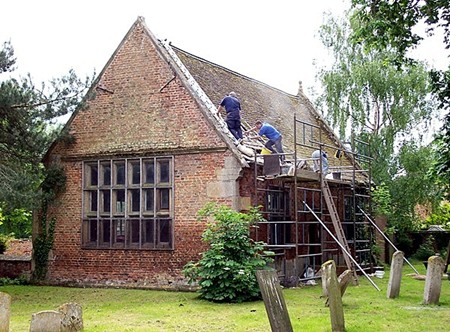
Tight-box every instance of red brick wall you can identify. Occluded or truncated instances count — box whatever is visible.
[50,21,224,158]
[47,152,234,288]
[0,258,31,279]
[43,20,239,288]
[0,239,32,279]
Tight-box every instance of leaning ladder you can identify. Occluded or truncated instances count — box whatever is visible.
[321,178,355,276]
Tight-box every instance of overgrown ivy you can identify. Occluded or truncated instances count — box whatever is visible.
[183,203,273,303]
[32,164,66,281]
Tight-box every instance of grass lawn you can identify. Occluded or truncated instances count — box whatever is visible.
[1,262,449,331]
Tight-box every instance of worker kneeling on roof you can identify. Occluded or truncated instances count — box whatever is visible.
[247,121,285,162]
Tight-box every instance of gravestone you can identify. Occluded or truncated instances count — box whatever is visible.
[322,260,345,332]
[323,269,352,307]
[0,292,11,332]
[256,269,293,332]
[423,255,445,305]
[387,251,404,299]
[59,302,83,332]
[30,310,64,332]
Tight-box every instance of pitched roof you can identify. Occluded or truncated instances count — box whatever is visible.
[169,45,353,166]
[47,17,355,170]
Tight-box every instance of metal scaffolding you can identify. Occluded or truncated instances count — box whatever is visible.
[251,115,375,286]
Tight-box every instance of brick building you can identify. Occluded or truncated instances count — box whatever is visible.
[39,17,375,289]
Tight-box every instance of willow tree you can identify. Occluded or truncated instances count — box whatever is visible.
[315,14,441,247]
[316,14,437,184]
[350,0,450,200]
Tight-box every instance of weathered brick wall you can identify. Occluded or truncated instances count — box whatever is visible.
[43,20,241,288]
[50,21,224,158]
[47,153,236,288]
[0,257,31,279]
[0,239,32,279]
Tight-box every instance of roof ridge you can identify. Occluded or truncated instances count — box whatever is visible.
[169,44,299,100]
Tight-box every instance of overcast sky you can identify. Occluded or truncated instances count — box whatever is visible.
[1,0,448,97]
[1,0,351,95]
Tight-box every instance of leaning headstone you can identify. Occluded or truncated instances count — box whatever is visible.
[337,270,353,298]
[59,302,83,332]
[0,292,11,332]
[256,269,293,332]
[322,260,345,332]
[387,251,404,299]
[324,269,352,307]
[423,255,445,305]
[30,310,64,332]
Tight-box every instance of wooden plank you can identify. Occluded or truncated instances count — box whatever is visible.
[256,270,293,332]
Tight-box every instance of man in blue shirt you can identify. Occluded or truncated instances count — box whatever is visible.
[217,92,242,140]
[248,121,285,161]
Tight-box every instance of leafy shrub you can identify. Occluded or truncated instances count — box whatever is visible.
[183,203,273,303]
[0,206,32,238]
[422,201,450,230]
[371,183,392,217]
[0,275,30,286]
[413,236,437,260]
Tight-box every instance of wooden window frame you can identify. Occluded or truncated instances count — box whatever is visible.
[82,157,174,250]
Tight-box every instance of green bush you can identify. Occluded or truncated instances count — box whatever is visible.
[421,201,450,230]
[0,206,32,238]
[183,203,273,303]
[413,236,437,260]
[0,275,30,286]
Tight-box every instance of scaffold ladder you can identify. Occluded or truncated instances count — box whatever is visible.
[321,178,354,274]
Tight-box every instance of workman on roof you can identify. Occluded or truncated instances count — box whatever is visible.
[217,91,242,141]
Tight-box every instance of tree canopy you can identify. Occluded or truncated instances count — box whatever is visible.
[351,0,450,59]
[0,41,91,213]
[316,14,437,184]
[315,10,444,249]
[350,0,450,199]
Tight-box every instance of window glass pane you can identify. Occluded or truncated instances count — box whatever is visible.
[101,190,111,213]
[144,189,154,213]
[89,219,98,242]
[85,163,98,187]
[142,219,155,247]
[114,190,125,214]
[100,219,111,244]
[115,162,125,185]
[90,164,98,186]
[159,160,170,183]
[102,163,111,186]
[129,189,140,213]
[158,218,172,246]
[131,162,140,185]
[129,219,140,244]
[113,219,125,245]
[90,191,98,212]
[144,161,154,184]
[159,188,170,210]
